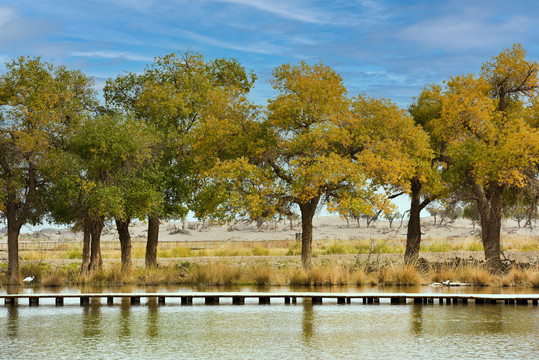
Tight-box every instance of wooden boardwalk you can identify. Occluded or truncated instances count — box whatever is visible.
[2,292,539,307]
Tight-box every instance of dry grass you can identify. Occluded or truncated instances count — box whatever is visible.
[384,265,424,285]
[4,260,539,288]
[529,272,539,288]
[189,263,242,286]
[41,269,67,287]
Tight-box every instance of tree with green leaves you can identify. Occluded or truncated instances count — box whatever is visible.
[402,83,450,265]
[47,112,158,273]
[0,56,95,283]
[104,51,256,267]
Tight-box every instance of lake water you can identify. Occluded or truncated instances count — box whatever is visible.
[1,286,538,359]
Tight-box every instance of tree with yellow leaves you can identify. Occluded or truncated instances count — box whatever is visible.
[194,62,431,270]
[434,44,539,270]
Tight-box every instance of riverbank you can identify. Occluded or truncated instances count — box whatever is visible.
[4,251,539,289]
[2,215,538,288]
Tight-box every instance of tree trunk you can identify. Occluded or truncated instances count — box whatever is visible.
[298,197,320,271]
[81,218,91,275]
[116,218,132,272]
[474,181,504,271]
[7,215,21,285]
[404,178,432,265]
[145,214,160,268]
[89,216,104,272]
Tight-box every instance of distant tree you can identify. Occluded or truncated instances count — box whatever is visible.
[384,210,402,229]
[426,203,443,225]
[462,203,480,229]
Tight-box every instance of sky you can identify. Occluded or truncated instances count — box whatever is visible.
[1,0,538,223]
[1,0,538,108]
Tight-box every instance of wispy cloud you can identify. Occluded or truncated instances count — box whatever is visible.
[176,29,285,55]
[209,0,328,24]
[70,50,154,62]
[0,7,15,26]
[399,11,533,50]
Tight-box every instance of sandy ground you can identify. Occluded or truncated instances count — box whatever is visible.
[9,215,538,243]
[2,215,537,267]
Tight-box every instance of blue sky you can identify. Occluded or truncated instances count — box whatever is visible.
[1,0,538,108]
[2,0,539,221]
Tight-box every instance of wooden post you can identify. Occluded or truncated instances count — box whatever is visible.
[107,297,114,306]
[414,298,422,304]
[181,297,193,306]
[80,297,90,306]
[311,297,322,305]
[461,298,468,305]
[5,297,16,306]
[284,297,291,305]
[532,300,538,306]
[233,296,245,305]
[158,296,166,305]
[56,297,64,306]
[259,297,270,305]
[346,297,351,304]
[516,299,528,306]
[29,297,39,306]
[292,297,297,304]
[475,298,484,305]
[205,296,219,305]
[338,297,346,305]
[131,296,141,305]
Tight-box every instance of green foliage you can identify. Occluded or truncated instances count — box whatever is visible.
[104,51,256,220]
[47,112,161,224]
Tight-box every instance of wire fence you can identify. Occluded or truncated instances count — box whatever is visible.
[0,239,295,252]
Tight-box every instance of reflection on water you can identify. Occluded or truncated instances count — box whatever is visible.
[146,298,159,341]
[82,300,101,339]
[302,301,314,342]
[7,305,18,339]
[1,300,538,359]
[411,304,423,335]
[119,299,131,339]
